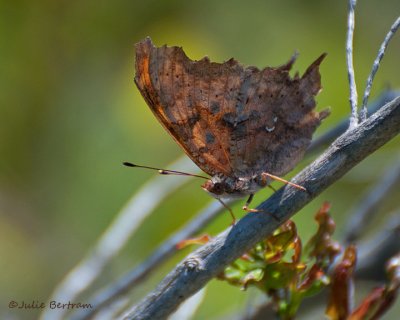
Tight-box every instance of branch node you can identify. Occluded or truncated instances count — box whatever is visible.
[184,256,205,271]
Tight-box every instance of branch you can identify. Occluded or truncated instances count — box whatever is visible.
[361,16,400,120]
[70,201,226,320]
[308,90,400,153]
[346,0,359,129]
[67,91,399,320]
[343,159,400,243]
[70,91,399,319]
[168,288,206,320]
[123,97,400,320]
[355,213,400,281]
[41,156,197,320]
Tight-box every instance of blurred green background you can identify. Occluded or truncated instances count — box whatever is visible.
[1,0,399,319]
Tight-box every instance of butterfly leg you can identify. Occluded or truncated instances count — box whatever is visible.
[242,194,279,221]
[242,194,262,213]
[261,172,307,192]
[217,198,236,224]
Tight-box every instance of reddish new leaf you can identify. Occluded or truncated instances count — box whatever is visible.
[348,287,385,320]
[298,264,326,292]
[326,245,357,320]
[176,234,211,249]
[304,202,341,267]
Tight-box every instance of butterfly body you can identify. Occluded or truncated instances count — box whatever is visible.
[134,37,329,202]
[201,173,270,201]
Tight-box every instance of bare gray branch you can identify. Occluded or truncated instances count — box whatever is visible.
[41,157,196,320]
[123,96,400,320]
[71,201,226,320]
[343,159,400,243]
[308,90,399,153]
[361,16,400,120]
[356,214,400,281]
[346,0,359,129]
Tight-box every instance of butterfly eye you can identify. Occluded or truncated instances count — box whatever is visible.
[212,182,224,195]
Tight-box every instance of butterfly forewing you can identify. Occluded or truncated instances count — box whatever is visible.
[135,37,328,180]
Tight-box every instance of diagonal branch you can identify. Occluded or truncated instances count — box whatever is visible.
[69,92,400,320]
[308,90,399,153]
[41,156,197,320]
[123,96,400,320]
[355,213,400,281]
[343,158,400,244]
[70,201,226,320]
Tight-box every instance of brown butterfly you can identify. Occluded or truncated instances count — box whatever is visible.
[129,37,329,218]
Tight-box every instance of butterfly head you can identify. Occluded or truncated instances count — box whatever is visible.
[201,175,261,200]
[201,179,229,197]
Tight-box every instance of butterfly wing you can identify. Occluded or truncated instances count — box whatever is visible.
[221,53,330,177]
[135,37,328,178]
[135,37,238,176]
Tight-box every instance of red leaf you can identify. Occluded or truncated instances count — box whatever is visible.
[348,287,385,320]
[298,264,325,292]
[304,202,341,266]
[326,245,357,320]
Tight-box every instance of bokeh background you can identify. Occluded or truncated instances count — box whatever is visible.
[1,0,399,319]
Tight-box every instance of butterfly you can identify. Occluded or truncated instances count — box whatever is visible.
[130,37,329,218]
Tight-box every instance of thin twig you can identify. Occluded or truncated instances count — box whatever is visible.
[343,157,400,244]
[361,17,400,121]
[346,0,359,129]
[41,156,198,320]
[70,201,227,320]
[123,96,400,320]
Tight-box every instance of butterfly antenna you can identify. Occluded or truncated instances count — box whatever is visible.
[123,162,209,180]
